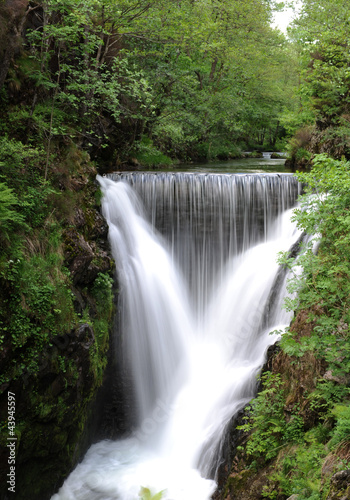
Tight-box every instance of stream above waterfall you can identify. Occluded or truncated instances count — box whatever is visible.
[141,152,289,174]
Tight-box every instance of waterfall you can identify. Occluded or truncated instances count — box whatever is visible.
[52,173,302,500]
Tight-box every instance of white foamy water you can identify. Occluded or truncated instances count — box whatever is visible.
[52,173,302,500]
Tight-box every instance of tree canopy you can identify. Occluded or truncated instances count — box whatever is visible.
[0,0,296,165]
[284,0,350,162]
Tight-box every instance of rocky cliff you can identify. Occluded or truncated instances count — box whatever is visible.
[0,148,116,500]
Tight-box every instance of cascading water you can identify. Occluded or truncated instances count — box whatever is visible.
[52,172,302,500]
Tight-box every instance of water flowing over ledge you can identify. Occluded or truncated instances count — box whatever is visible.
[107,173,301,318]
[52,172,302,500]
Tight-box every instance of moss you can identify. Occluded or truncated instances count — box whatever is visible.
[0,142,115,499]
[226,468,252,493]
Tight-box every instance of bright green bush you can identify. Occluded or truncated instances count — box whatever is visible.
[329,404,350,449]
[0,181,24,233]
[281,154,350,386]
[238,373,303,463]
[265,438,326,500]
[132,137,173,168]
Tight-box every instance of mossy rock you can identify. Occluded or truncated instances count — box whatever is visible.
[326,470,350,500]
[248,151,264,158]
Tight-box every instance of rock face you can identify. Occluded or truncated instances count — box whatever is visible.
[64,228,111,285]
[0,324,96,499]
[327,470,350,500]
[0,159,115,500]
[0,0,29,90]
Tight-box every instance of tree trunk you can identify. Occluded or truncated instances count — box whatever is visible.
[209,56,218,82]
[271,121,280,147]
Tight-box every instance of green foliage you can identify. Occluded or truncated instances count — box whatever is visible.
[0,136,79,386]
[242,376,347,499]
[91,272,114,309]
[294,147,312,163]
[191,139,243,161]
[264,438,326,500]
[91,271,114,348]
[238,373,303,463]
[245,153,350,497]
[287,0,350,158]
[0,137,54,226]
[329,404,350,449]
[0,137,43,187]
[279,155,350,383]
[0,181,24,232]
[139,487,165,500]
[0,223,77,384]
[1,0,298,163]
[132,138,173,168]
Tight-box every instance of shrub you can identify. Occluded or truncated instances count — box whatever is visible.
[238,373,303,463]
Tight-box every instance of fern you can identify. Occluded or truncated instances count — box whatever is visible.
[0,180,24,229]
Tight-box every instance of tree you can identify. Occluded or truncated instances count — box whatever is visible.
[123,0,295,157]
[1,0,298,164]
[287,0,350,158]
